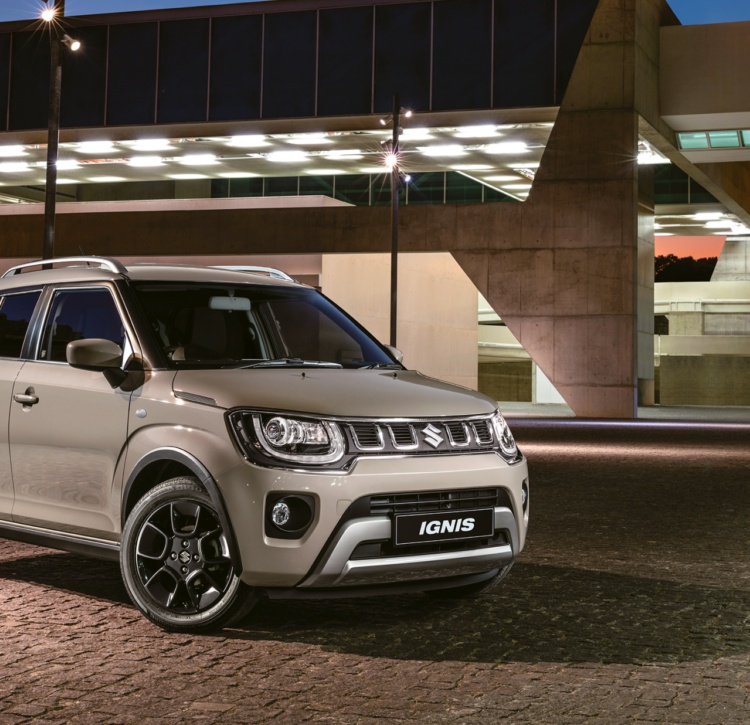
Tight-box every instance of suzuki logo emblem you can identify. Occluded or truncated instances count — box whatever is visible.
[421,423,444,448]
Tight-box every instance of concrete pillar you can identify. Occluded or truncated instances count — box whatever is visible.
[712,236,750,281]
[453,0,658,418]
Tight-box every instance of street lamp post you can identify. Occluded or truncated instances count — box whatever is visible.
[390,94,400,349]
[41,0,80,261]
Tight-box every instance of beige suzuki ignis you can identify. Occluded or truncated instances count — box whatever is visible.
[0,257,529,631]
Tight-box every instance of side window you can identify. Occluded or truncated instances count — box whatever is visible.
[39,288,126,363]
[0,290,42,359]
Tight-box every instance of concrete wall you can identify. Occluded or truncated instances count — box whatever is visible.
[478,362,532,402]
[660,21,750,131]
[660,356,750,405]
[321,253,478,390]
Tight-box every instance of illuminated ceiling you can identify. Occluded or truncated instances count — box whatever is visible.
[0,120,747,237]
[0,122,552,201]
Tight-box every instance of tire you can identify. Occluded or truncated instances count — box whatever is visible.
[425,562,514,600]
[121,476,258,632]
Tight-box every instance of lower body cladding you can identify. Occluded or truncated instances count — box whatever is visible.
[218,453,529,595]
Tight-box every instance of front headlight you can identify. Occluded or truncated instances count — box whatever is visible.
[233,412,345,465]
[492,413,518,461]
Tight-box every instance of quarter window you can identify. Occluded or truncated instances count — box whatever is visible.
[0,290,41,359]
[39,288,126,363]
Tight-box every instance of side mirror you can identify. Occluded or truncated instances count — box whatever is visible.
[67,338,127,388]
[67,338,123,369]
[384,344,404,363]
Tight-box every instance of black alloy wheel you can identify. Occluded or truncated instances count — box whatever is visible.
[121,476,257,631]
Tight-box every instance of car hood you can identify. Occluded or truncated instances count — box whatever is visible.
[173,368,496,418]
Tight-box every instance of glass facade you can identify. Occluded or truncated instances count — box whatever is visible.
[0,0,600,131]
[204,171,515,207]
[655,166,717,205]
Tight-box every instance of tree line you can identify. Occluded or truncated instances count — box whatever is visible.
[655,255,717,282]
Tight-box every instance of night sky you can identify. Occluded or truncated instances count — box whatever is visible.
[0,0,749,24]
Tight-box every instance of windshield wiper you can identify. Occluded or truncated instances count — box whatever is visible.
[360,362,404,369]
[241,357,343,369]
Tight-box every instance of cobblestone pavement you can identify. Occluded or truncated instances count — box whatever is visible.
[0,420,748,724]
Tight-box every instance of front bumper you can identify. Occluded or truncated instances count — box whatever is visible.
[299,506,517,588]
[217,452,529,589]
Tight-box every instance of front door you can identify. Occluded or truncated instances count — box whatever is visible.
[9,286,133,537]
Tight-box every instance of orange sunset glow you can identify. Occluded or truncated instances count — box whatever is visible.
[655,235,726,259]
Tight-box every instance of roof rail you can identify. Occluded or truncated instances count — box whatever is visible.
[214,265,297,282]
[1,256,128,279]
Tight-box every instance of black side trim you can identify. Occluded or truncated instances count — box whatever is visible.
[0,521,120,562]
[123,447,242,571]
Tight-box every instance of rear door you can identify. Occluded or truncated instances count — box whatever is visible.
[9,285,134,537]
[0,289,42,521]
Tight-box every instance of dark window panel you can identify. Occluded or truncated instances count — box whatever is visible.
[211,178,230,197]
[9,31,49,131]
[689,178,718,204]
[432,0,492,111]
[484,185,516,203]
[265,176,299,196]
[371,172,404,206]
[334,174,370,205]
[229,177,264,197]
[263,11,317,119]
[158,18,209,124]
[406,172,445,205]
[374,3,431,114]
[556,0,598,104]
[0,34,10,132]
[61,26,107,128]
[655,165,689,205]
[318,7,373,116]
[300,175,334,196]
[209,15,262,122]
[107,23,158,126]
[445,171,483,204]
[494,0,555,108]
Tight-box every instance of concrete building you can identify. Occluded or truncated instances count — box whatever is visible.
[0,0,749,417]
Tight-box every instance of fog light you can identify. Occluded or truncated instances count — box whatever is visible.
[521,481,529,513]
[266,495,315,539]
[271,501,291,527]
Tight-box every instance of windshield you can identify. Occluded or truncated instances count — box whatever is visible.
[130,281,398,370]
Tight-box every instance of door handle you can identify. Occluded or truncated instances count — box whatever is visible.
[13,391,39,406]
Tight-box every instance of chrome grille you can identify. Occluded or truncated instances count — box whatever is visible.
[346,415,497,454]
[472,419,493,445]
[387,423,417,449]
[446,421,470,446]
[350,423,384,450]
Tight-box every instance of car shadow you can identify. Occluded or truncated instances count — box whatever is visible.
[1,548,747,665]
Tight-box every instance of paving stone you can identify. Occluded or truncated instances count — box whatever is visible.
[1,421,749,723]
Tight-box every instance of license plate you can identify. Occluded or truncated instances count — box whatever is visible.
[394,508,494,546]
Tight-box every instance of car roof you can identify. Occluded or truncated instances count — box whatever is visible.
[0,258,301,292]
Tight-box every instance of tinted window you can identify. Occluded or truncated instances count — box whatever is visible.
[263,11,317,118]
[494,0,555,108]
[209,15,262,122]
[106,23,158,126]
[158,19,210,124]
[0,291,41,359]
[318,7,374,116]
[9,31,49,130]
[39,289,125,363]
[0,33,10,132]
[432,0,492,111]
[61,25,108,128]
[374,3,431,113]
